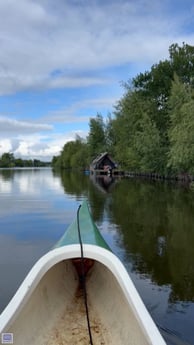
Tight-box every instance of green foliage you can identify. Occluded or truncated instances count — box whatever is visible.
[168,78,194,173]
[53,42,194,176]
[169,43,194,86]
[112,91,142,169]
[0,153,15,168]
[134,114,163,172]
[53,137,89,170]
[14,158,24,167]
[112,88,166,172]
[87,113,106,159]
[0,153,49,168]
[111,42,194,174]
[51,155,61,168]
[104,113,115,155]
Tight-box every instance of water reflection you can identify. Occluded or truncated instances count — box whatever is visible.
[0,169,15,181]
[59,170,107,222]
[90,175,115,193]
[0,168,79,312]
[59,171,194,344]
[1,169,194,344]
[0,168,61,195]
[106,179,194,305]
[58,172,194,305]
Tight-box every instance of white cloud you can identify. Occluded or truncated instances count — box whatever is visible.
[0,130,86,161]
[0,116,56,160]
[1,0,194,161]
[14,140,60,160]
[0,0,194,94]
[0,139,12,155]
[0,116,52,135]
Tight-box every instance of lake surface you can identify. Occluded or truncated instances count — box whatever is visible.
[0,168,194,345]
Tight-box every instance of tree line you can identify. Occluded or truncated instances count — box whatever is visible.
[0,152,50,168]
[52,42,194,176]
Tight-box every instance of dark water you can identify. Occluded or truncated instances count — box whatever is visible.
[0,168,194,345]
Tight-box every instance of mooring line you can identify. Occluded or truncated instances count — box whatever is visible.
[77,204,94,345]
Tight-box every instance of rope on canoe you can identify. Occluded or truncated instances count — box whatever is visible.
[77,204,94,345]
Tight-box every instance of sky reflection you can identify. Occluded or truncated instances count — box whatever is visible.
[0,169,194,344]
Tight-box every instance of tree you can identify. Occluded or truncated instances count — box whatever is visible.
[167,76,194,173]
[169,43,194,87]
[87,113,106,159]
[104,113,115,155]
[131,43,194,137]
[112,88,165,171]
[52,155,61,169]
[15,158,24,167]
[111,91,141,169]
[132,43,194,105]
[110,42,194,174]
[54,137,89,170]
[0,152,15,168]
[70,138,89,169]
[51,42,194,175]
[134,113,163,172]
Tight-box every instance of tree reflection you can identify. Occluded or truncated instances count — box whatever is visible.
[58,170,89,197]
[0,169,14,181]
[109,179,194,303]
[57,170,106,222]
[56,170,194,303]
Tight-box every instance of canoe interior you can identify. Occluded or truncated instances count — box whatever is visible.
[6,259,151,345]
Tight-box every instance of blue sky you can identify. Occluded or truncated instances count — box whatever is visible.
[0,0,194,161]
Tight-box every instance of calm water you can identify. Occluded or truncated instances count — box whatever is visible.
[0,168,194,345]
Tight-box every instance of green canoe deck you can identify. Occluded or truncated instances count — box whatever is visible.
[54,201,110,251]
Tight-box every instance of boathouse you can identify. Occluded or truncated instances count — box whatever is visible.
[90,152,118,175]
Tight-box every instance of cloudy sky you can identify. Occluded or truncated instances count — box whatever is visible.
[0,0,194,161]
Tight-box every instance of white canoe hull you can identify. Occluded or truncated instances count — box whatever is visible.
[0,244,166,345]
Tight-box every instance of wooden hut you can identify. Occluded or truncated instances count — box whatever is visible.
[90,153,119,175]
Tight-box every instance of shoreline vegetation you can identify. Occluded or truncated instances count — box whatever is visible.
[0,153,50,168]
[51,42,194,181]
[2,42,194,182]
